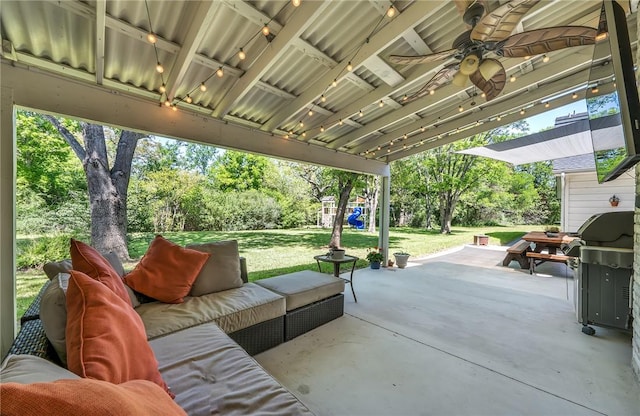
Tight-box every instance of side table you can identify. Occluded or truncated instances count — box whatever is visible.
[313,254,358,302]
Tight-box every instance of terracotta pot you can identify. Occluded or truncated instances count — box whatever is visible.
[610,201,619,207]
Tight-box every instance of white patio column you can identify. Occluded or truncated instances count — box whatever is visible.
[0,87,16,357]
[378,174,391,264]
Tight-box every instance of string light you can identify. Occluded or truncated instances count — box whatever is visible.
[147,32,157,44]
[308,109,314,117]
[156,62,164,73]
[159,83,166,93]
[510,75,516,82]
[429,89,435,95]
[390,140,394,146]
[387,5,396,17]
[481,92,486,98]
[238,48,246,60]
[403,134,407,140]
[496,115,502,121]
[200,82,207,92]
[572,92,578,99]
[347,61,353,72]
[321,95,326,103]
[185,95,192,104]
[332,79,338,87]
[172,105,177,112]
[458,105,463,112]
[402,94,408,101]
[545,102,550,108]
[339,119,343,126]
[542,55,550,63]
[379,100,384,108]
[377,146,381,150]
[216,67,224,78]
[262,24,270,36]
[302,131,306,137]
[320,125,325,132]
[520,109,525,115]
[292,0,301,7]
[523,55,531,60]
[164,99,171,107]
[421,126,426,132]
[299,120,304,127]
[359,110,364,117]
[591,85,599,94]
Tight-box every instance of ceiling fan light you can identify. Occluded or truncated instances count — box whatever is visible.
[478,59,502,80]
[452,71,468,87]
[459,55,479,76]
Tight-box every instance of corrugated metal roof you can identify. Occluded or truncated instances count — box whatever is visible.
[0,0,616,165]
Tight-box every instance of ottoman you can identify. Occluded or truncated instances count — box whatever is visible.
[256,270,345,341]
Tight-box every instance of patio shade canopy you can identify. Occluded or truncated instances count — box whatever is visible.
[0,0,619,172]
[458,118,595,165]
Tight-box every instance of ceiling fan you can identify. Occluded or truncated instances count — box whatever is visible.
[390,0,598,102]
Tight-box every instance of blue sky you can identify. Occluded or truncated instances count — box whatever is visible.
[524,100,588,133]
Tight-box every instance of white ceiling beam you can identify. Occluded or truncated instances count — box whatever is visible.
[213,1,331,118]
[165,1,220,101]
[260,0,448,132]
[3,62,389,176]
[221,0,283,32]
[361,55,405,87]
[95,0,106,85]
[254,81,296,100]
[291,38,337,69]
[401,28,432,55]
[344,72,375,92]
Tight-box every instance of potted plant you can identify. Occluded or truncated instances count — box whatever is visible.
[609,195,620,207]
[393,251,410,269]
[366,248,384,269]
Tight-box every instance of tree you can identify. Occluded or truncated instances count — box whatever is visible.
[211,151,270,191]
[328,171,362,248]
[43,115,145,259]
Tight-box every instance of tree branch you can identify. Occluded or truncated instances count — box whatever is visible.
[42,115,86,161]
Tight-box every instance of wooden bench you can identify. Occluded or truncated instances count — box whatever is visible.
[526,251,572,274]
[502,239,531,269]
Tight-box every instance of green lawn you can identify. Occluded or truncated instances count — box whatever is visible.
[15,225,534,319]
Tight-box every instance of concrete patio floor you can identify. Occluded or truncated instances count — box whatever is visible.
[255,245,640,415]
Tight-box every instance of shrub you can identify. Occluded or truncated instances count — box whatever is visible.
[17,234,80,269]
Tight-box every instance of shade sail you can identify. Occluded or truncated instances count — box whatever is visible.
[459,119,594,165]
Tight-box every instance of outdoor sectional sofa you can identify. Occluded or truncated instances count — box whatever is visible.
[1,237,346,415]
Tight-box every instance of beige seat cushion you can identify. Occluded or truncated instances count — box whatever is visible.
[149,322,312,416]
[186,240,243,296]
[0,354,80,383]
[255,270,345,311]
[136,283,285,338]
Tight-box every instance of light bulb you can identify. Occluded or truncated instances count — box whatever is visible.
[320,126,325,132]
[308,109,313,117]
[379,100,384,108]
[523,55,531,60]
[284,134,289,139]
[387,148,391,153]
[159,83,166,93]
[172,105,177,112]
[386,6,396,17]
[572,92,578,99]
[591,86,599,94]
[238,48,246,60]
[332,79,338,87]
[185,95,192,104]
[292,0,301,6]
[390,140,394,146]
[262,24,270,37]
[147,32,157,44]
[496,115,502,121]
[510,75,516,82]
[377,146,381,150]
[156,62,164,73]
[481,92,486,98]
[403,94,408,101]
[403,144,407,149]
[302,131,306,137]
[403,134,407,139]
[200,82,207,92]
[321,95,326,103]
[520,109,525,115]
[421,126,426,132]
[216,67,224,78]
[339,119,343,126]
[542,55,550,63]
[164,99,171,107]
[347,62,353,72]
[299,121,304,127]
[544,102,550,108]
[359,110,364,117]
[429,89,435,95]
[458,105,463,112]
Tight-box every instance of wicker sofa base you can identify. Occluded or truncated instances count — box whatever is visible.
[285,293,344,341]
[228,315,284,355]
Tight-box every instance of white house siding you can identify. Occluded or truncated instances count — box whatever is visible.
[561,170,636,232]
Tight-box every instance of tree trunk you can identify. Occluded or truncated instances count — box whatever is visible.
[367,176,379,233]
[329,178,355,248]
[44,116,142,260]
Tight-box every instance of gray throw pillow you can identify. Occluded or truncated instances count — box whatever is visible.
[0,354,79,383]
[40,272,70,366]
[186,240,243,296]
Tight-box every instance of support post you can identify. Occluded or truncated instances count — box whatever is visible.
[0,87,16,358]
[378,174,391,264]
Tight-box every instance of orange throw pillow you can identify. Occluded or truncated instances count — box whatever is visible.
[0,379,186,416]
[65,271,172,397]
[124,235,209,304]
[69,238,130,304]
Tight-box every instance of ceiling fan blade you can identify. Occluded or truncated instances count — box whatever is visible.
[469,59,506,101]
[471,0,540,43]
[404,64,458,103]
[389,49,456,66]
[499,26,597,57]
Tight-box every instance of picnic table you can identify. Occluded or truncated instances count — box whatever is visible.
[521,231,578,274]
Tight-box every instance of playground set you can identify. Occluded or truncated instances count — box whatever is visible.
[317,196,367,229]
